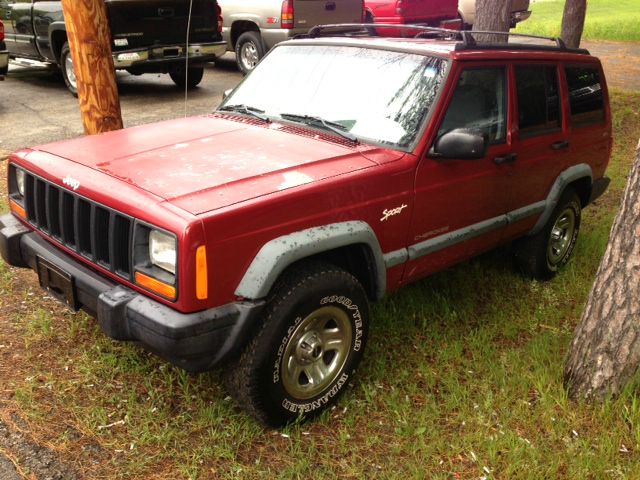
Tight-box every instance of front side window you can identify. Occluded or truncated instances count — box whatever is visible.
[565,65,605,127]
[437,67,507,144]
[221,45,448,149]
[516,65,561,138]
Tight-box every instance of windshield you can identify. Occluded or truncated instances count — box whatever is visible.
[220,45,448,149]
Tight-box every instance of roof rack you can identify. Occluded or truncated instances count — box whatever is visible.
[297,24,590,54]
[302,23,462,40]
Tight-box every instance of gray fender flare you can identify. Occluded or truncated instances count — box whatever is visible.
[529,163,592,235]
[235,221,387,301]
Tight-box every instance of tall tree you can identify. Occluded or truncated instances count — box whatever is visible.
[60,0,123,135]
[473,0,510,43]
[561,0,587,48]
[564,143,640,400]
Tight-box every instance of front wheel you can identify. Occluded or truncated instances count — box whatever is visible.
[514,188,582,280]
[60,42,78,97]
[224,262,370,427]
[169,65,204,89]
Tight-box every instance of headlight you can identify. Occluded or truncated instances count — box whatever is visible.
[149,230,176,275]
[16,169,26,197]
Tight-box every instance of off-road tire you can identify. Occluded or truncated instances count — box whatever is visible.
[224,261,370,427]
[235,31,265,75]
[169,65,205,89]
[60,42,78,97]
[514,188,582,280]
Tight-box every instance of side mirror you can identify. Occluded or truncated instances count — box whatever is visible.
[429,129,488,160]
[223,88,232,100]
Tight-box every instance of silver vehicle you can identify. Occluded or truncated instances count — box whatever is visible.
[218,0,363,74]
[458,0,531,28]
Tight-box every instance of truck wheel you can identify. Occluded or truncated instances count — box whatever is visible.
[235,31,264,75]
[224,262,369,427]
[514,188,582,280]
[60,42,78,97]
[169,65,205,89]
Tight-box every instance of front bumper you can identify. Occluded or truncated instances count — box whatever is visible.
[0,214,263,371]
[112,41,226,69]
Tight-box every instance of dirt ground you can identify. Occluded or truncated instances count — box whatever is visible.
[583,41,640,91]
[0,41,638,480]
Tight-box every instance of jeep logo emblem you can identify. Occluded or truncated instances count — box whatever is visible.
[63,175,80,191]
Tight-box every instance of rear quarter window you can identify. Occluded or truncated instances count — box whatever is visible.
[565,65,605,128]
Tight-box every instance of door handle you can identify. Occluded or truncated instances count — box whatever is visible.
[494,153,517,165]
[551,140,569,150]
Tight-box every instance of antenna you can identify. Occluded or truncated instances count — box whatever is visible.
[184,0,195,117]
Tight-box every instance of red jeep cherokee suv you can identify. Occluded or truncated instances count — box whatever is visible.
[0,26,611,426]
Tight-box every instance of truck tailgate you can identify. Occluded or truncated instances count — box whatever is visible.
[293,0,363,27]
[401,0,457,21]
[106,0,220,50]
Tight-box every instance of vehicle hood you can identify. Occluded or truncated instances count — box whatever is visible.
[36,115,397,215]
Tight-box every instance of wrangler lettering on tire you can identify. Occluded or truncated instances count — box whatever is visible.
[224,262,369,427]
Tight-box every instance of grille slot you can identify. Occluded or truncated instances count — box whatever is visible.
[22,173,134,280]
[61,192,76,247]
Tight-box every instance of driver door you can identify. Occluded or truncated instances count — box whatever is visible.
[404,63,514,282]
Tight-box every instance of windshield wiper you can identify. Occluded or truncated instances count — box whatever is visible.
[279,113,359,144]
[218,104,270,123]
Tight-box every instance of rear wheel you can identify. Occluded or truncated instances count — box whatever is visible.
[514,188,582,280]
[235,31,264,75]
[169,65,205,89]
[60,42,78,97]
[224,262,369,427]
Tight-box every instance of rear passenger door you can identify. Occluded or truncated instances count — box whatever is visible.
[503,62,569,239]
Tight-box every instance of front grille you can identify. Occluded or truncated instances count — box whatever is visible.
[23,173,134,279]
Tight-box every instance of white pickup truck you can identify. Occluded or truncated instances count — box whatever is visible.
[218,0,363,73]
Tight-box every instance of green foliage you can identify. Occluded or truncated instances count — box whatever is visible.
[515,0,640,42]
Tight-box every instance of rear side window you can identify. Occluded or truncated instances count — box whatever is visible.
[438,67,507,144]
[516,65,561,138]
[565,65,605,127]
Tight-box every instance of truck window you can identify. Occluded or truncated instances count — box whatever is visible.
[515,65,561,138]
[438,67,507,144]
[565,65,605,127]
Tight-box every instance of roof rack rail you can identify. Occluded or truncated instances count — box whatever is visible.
[301,23,463,40]
[458,30,566,48]
[296,24,590,54]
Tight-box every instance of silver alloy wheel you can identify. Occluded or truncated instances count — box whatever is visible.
[65,52,77,90]
[281,306,353,400]
[240,42,259,71]
[547,207,576,266]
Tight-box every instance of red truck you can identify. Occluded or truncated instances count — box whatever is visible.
[365,0,461,29]
[1,26,611,426]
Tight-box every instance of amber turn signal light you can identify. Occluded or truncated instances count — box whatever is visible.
[195,245,208,300]
[135,271,176,300]
[9,199,27,219]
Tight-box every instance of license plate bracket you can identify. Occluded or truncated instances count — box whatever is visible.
[36,256,78,311]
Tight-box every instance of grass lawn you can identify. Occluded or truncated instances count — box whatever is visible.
[515,0,640,42]
[0,91,639,478]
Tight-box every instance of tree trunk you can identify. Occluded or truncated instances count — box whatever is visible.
[472,0,510,43]
[561,0,587,48]
[564,142,640,401]
[60,0,123,135]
